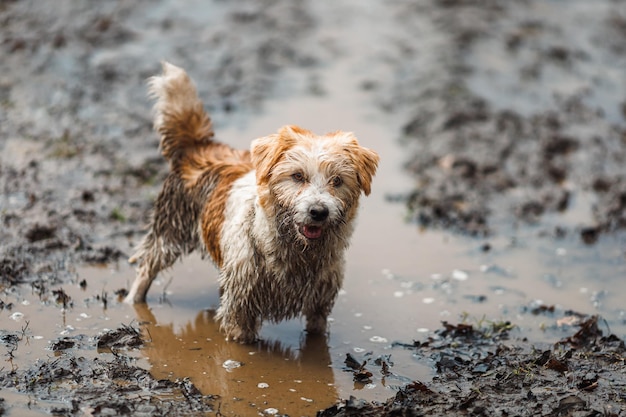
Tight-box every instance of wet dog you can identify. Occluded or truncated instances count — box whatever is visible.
[124,62,379,343]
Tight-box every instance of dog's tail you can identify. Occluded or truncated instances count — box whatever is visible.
[148,62,214,164]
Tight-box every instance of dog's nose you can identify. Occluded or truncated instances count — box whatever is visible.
[309,205,329,222]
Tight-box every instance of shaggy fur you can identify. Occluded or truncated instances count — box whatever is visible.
[125,62,379,343]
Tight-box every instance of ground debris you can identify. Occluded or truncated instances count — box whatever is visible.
[0,354,215,417]
[96,324,143,351]
[320,314,626,417]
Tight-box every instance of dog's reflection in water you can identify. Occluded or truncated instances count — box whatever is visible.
[133,304,338,416]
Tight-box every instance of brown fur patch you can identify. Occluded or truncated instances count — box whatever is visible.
[178,145,252,267]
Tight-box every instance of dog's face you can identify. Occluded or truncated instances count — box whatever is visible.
[251,126,379,244]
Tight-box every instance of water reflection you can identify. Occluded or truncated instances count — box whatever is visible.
[133,304,338,416]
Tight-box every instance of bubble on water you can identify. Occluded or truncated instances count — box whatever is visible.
[364,383,377,389]
[452,269,469,281]
[353,347,365,353]
[422,297,435,304]
[416,327,429,333]
[264,408,279,415]
[10,312,24,321]
[258,382,269,389]
[363,325,372,330]
[222,359,242,371]
[354,312,362,317]
[431,273,442,280]
[393,291,404,298]
[301,397,313,402]
[21,300,30,306]
[369,336,388,343]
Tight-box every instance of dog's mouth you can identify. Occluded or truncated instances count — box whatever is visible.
[300,224,323,240]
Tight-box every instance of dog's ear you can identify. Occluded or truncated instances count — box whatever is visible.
[351,145,379,196]
[335,132,380,196]
[251,126,307,184]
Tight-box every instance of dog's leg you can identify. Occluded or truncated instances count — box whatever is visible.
[305,311,329,335]
[217,308,261,344]
[302,282,341,334]
[215,286,262,343]
[124,232,181,303]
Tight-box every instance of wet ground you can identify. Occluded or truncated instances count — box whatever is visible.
[1,0,626,416]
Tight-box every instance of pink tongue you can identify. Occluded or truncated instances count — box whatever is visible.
[303,225,322,239]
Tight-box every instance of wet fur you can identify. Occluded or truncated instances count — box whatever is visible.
[125,62,379,343]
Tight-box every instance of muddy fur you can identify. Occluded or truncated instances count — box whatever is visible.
[125,62,379,343]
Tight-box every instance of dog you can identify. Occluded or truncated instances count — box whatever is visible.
[124,62,379,343]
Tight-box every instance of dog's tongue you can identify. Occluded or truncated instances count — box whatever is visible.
[303,225,323,239]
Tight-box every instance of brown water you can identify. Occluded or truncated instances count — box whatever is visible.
[2,1,626,416]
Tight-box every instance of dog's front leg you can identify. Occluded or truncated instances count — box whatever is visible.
[215,288,261,343]
[305,313,329,335]
[217,308,261,344]
[304,299,333,335]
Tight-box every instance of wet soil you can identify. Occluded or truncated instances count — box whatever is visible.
[321,315,626,417]
[1,0,626,416]
[383,0,626,240]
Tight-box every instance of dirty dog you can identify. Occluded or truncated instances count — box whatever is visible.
[124,62,379,343]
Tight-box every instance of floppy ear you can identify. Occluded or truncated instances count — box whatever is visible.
[335,132,379,196]
[351,146,379,196]
[250,134,280,185]
[250,125,306,184]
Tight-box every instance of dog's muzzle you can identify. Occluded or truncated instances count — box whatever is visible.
[300,204,329,239]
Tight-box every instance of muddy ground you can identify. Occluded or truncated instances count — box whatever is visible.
[1,0,625,416]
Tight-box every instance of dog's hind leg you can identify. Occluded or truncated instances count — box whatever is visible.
[125,173,202,303]
[124,232,182,303]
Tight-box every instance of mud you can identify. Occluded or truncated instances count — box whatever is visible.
[321,315,626,417]
[2,328,216,416]
[386,0,626,238]
[1,0,626,416]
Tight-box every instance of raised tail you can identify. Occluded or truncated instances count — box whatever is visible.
[148,62,214,164]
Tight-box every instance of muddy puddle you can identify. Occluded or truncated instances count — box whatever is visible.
[2,0,626,416]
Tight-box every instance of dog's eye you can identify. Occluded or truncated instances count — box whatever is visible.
[331,176,343,187]
[292,172,305,182]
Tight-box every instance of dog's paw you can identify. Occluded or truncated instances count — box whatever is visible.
[226,329,258,345]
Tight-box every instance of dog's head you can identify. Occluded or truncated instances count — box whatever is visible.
[251,125,379,243]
